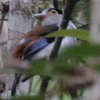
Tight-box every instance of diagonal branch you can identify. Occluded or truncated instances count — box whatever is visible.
[50,0,80,59]
[40,0,80,96]
[53,0,59,9]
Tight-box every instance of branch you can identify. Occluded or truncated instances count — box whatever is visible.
[50,0,80,59]
[0,37,18,46]
[0,2,9,37]
[53,0,59,9]
[33,0,39,27]
[1,59,30,73]
[64,68,95,91]
[49,0,80,98]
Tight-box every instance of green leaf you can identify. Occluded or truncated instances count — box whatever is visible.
[10,94,44,100]
[10,96,33,100]
[59,42,100,60]
[51,42,100,74]
[51,56,75,74]
[44,29,89,41]
[78,87,84,97]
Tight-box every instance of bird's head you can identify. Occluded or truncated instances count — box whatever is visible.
[34,8,63,26]
[34,8,62,20]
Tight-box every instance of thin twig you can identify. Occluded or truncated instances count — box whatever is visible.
[50,0,80,59]
[0,2,9,37]
[33,0,39,27]
[53,0,59,9]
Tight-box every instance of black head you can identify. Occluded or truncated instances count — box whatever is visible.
[47,8,62,14]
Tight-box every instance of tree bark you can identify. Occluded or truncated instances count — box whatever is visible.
[0,0,32,98]
[82,1,100,99]
[90,0,100,44]
[8,0,32,96]
[0,0,10,99]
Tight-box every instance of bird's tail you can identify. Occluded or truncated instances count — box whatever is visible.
[11,73,22,96]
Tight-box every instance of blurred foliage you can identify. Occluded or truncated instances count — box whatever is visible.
[72,0,90,29]
[10,94,44,100]
[26,42,100,78]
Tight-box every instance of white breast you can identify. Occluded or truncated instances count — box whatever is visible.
[31,37,76,60]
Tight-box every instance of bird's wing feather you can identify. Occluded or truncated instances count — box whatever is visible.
[12,25,58,59]
[22,21,76,59]
[22,38,55,59]
[18,25,58,45]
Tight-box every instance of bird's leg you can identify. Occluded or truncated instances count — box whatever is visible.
[11,73,22,96]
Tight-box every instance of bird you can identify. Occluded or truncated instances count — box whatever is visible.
[11,8,77,96]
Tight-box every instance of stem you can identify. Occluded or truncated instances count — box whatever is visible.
[53,0,59,9]
[39,0,80,97]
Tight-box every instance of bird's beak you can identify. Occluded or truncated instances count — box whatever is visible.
[34,13,46,20]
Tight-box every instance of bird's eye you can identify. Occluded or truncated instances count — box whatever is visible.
[51,10,57,14]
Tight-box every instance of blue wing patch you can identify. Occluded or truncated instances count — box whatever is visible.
[22,38,55,59]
